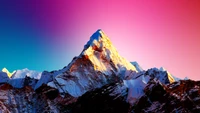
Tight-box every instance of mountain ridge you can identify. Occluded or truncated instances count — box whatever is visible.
[0,29,199,113]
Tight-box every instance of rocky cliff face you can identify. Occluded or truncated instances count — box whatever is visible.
[133,80,200,113]
[0,30,199,113]
[0,83,77,113]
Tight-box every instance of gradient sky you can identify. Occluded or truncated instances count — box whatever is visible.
[0,0,200,80]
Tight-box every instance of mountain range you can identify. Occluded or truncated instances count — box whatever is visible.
[0,29,200,113]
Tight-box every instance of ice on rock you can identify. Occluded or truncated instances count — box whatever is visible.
[34,67,68,90]
[124,74,150,105]
[48,77,83,97]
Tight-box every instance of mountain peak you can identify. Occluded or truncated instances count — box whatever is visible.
[160,67,166,71]
[46,29,138,97]
[11,68,42,79]
[2,68,15,78]
[159,67,175,83]
[82,29,112,54]
[80,29,137,75]
[88,29,107,42]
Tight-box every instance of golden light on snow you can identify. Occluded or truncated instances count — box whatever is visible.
[2,68,16,78]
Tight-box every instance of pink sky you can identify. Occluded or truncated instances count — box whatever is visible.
[49,0,200,80]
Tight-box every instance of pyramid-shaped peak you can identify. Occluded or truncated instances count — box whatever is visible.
[91,29,106,40]
[79,29,137,74]
[83,29,112,50]
[159,67,175,83]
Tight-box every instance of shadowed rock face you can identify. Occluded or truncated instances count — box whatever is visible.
[132,80,200,113]
[70,82,129,113]
[0,83,77,113]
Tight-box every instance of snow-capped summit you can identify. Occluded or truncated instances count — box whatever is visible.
[159,67,176,83]
[81,29,137,76]
[47,29,138,97]
[11,68,41,79]
[83,29,111,52]
[2,68,15,78]
[8,68,42,88]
